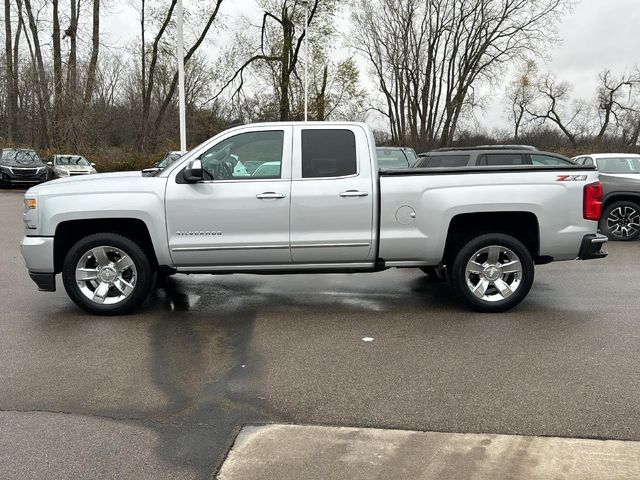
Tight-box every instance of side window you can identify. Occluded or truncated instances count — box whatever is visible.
[477,153,525,166]
[583,157,595,167]
[530,154,574,166]
[302,129,357,178]
[423,154,469,168]
[199,130,284,180]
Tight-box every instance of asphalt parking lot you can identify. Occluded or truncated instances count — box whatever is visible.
[1,188,640,479]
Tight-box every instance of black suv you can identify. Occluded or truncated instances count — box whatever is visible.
[0,148,49,186]
[414,145,576,168]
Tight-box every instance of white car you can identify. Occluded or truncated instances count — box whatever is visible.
[572,153,640,179]
[49,155,97,178]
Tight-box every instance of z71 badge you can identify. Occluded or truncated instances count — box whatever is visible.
[556,175,587,182]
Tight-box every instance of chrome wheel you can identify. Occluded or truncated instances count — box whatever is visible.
[465,245,522,303]
[75,246,137,305]
[607,205,640,239]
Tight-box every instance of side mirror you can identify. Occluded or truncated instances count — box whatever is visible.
[183,159,204,183]
[90,162,96,167]
[47,161,53,166]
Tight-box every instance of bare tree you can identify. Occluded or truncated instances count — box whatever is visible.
[352,0,569,147]
[525,74,589,148]
[595,69,640,146]
[22,0,51,146]
[82,0,100,113]
[506,60,538,141]
[215,0,340,121]
[4,0,18,141]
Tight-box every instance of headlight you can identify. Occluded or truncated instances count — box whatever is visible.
[24,196,38,231]
[24,198,37,212]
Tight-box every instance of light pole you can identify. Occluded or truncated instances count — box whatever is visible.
[176,0,187,151]
[303,1,309,121]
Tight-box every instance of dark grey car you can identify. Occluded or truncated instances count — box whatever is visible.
[0,148,49,186]
[574,154,640,241]
[414,146,577,168]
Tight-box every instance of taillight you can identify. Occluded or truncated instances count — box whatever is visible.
[583,182,603,221]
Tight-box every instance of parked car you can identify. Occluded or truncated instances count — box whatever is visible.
[573,153,640,241]
[48,155,97,179]
[20,122,606,316]
[0,148,49,186]
[376,147,413,168]
[142,151,184,176]
[414,145,576,168]
[402,147,418,166]
[251,161,281,177]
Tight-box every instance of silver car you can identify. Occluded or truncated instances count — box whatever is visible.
[49,155,97,178]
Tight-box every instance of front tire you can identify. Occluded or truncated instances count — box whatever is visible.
[420,266,446,281]
[448,233,534,313]
[599,201,640,241]
[62,233,155,315]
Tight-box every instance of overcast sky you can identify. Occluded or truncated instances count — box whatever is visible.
[104,0,640,130]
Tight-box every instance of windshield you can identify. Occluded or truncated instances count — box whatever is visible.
[376,148,410,168]
[55,155,90,166]
[596,157,640,174]
[0,148,42,166]
[157,152,182,169]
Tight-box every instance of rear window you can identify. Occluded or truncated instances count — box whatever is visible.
[302,129,357,178]
[417,154,469,168]
[596,157,640,174]
[530,154,574,166]
[477,153,525,166]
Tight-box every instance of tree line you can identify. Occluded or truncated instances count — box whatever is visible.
[0,0,638,160]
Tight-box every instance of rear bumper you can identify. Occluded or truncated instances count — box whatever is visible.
[577,234,608,260]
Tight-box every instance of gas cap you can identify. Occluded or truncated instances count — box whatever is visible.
[395,205,416,225]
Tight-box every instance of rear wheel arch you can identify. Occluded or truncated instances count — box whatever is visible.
[602,193,640,209]
[442,211,540,266]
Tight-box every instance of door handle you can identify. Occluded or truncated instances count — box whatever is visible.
[339,190,369,198]
[256,192,286,199]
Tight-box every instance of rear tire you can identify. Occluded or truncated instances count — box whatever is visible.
[448,233,534,313]
[599,201,640,241]
[62,233,155,315]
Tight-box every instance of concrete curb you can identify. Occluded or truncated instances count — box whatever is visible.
[218,424,640,479]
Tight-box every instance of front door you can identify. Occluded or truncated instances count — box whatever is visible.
[165,127,292,267]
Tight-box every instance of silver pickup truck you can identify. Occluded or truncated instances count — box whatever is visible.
[20,122,607,315]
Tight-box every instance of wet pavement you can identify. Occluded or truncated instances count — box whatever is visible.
[1,188,639,479]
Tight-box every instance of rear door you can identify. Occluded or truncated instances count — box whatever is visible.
[289,125,375,264]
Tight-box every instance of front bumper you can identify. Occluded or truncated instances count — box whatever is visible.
[21,236,56,292]
[29,272,56,292]
[0,167,48,184]
[21,236,55,271]
[577,234,608,260]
